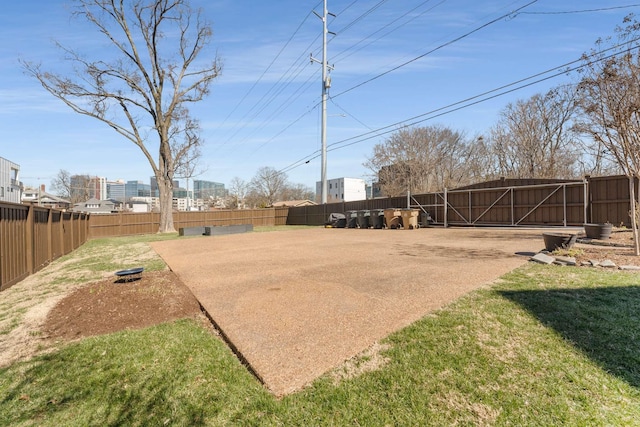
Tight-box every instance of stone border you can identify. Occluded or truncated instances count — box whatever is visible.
[530,251,640,271]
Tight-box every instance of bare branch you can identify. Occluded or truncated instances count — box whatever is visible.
[23,0,221,232]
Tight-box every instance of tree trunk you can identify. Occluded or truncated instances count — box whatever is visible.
[157,174,176,233]
[630,176,640,256]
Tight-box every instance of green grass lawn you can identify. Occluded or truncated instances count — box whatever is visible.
[1,234,640,426]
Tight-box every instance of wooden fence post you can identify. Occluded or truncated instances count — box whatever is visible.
[59,212,64,255]
[25,204,34,274]
[444,188,448,228]
[70,212,75,250]
[584,175,591,225]
[47,207,53,261]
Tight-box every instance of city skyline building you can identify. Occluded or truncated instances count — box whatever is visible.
[125,180,151,201]
[194,179,226,200]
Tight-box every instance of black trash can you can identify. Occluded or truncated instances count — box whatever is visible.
[356,210,370,229]
[370,209,385,229]
[421,211,432,227]
[346,210,358,228]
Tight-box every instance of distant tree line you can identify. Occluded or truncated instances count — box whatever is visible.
[364,81,623,198]
[361,14,640,198]
[361,14,640,254]
[226,167,314,209]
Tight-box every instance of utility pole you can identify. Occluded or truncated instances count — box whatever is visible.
[311,0,334,204]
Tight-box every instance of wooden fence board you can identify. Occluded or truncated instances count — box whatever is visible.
[1,203,89,292]
[87,208,289,238]
[285,178,631,227]
[3,174,639,292]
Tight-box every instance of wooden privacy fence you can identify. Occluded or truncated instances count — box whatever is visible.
[0,202,89,291]
[287,175,640,227]
[418,181,587,227]
[3,175,637,291]
[88,207,289,238]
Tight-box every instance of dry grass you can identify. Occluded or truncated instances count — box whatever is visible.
[0,235,176,368]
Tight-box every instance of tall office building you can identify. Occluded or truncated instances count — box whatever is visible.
[150,176,180,197]
[107,179,126,202]
[125,180,151,200]
[70,175,106,201]
[193,180,226,199]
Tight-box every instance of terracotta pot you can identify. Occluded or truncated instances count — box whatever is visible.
[584,223,613,240]
[542,232,577,252]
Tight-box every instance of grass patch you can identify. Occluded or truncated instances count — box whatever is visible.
[0,234,180,345]
[0,320,268,426]
[552,247,585,258]
[1,259,640,425]
[0,310,26,336]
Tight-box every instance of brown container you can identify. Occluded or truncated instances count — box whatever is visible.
[383,208,401,229]
[400,209,420,229]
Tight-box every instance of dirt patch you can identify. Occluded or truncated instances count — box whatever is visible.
[329,342,391,385]
[573,230,640,267]
[43,270,202,341]
[574,246,640,267]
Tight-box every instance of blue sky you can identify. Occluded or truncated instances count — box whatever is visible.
[1,1,639,192]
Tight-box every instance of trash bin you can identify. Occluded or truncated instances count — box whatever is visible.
[420,211,432,227]
[370,209,385,229]
[383,208,402,229]
[346,210,358,228]
[356,210,370,229]
[400,209,420,229]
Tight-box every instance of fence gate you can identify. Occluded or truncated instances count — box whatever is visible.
[411,181,587,227]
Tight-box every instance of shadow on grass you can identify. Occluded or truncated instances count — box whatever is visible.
[0,345,206,426]
[0,320,263,426]
[499,285,640,388]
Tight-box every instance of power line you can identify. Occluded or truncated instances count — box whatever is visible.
[332,0,539,99]
[217,9,316,133]
[334,0,359,17]
[329,96,373,130]
[238,73,319,156]
[333,0,391,35]
[327,45,640,152]
[222,0,632,181]
[275,37,640,176]
[518,4,640,15]
[217,3,325,147]
[249,0,539,158]
[332,0,449,63]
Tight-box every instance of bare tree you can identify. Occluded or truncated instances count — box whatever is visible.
[575,14,640,254]
[489,87,581,179]
[280,183,315,201]
[463,136,500,183]
[364,124,475,196]
[248,167,288,208]
[51,170,93,203]
[23,0,221,232]
[50,169,73,201]
[228,176,248,209]
[175,142,206,210]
